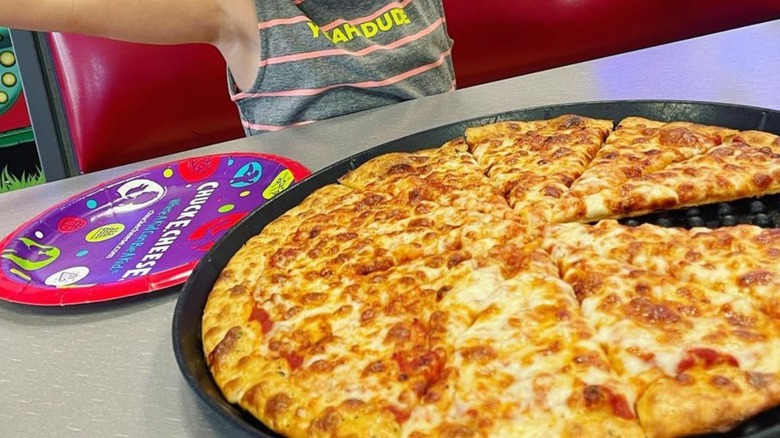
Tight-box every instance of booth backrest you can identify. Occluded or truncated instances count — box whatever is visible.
[445,0,780,88]
[46,34,245,174]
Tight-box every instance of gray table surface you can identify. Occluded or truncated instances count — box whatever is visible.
[2,20,780,437]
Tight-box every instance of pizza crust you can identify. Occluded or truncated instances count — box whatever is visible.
[637,365,780,438]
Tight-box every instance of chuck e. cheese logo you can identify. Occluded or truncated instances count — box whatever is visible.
[306,8,412,43]
[118,182,218,280]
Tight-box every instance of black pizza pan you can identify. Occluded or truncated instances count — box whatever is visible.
[172,100,780,438]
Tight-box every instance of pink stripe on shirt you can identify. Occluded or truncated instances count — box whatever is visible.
[257,15,311,29]
[233,47,451,100]
[259,18,443,67]
[241,119,315,132]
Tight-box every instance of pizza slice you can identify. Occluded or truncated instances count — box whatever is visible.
[543,221,780,438]
[338,138,513,219]
[549,221,780,320]
[553,132,780,222]
[202,187,448,437]
[565,117,739,200]
[207,253,485,438]
[464,113,613,145]
[464,114,613,226]
[404,241,643,437]
[203,183,533,437]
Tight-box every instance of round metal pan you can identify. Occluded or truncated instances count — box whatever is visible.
[172,100,780,438]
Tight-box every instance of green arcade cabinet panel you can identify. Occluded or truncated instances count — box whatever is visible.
[0,27,33,146]
[0,27,41,192]
[0,28,22,111]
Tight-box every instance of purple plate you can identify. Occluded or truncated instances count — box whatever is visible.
[0,152,310,306]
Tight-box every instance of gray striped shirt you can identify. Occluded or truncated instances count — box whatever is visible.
[229,0,455,135]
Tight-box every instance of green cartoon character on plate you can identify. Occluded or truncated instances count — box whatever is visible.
[2,237,61,271]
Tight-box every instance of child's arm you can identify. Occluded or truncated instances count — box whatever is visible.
[2,0,260,89]
[3,0,238,44]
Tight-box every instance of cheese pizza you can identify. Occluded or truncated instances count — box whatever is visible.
[554,134,780,223]
[543,221,780,437]
[565,117,739,199]
[202,114,780,438]
[464,114,612,227]
[339,139,513,220]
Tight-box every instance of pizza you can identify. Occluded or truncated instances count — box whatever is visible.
[565,117,739,199]
[201,113,780,438]
[338,139,514,220]
[554,138,780,223]
[543,221,780,437]
[464,114,613,227]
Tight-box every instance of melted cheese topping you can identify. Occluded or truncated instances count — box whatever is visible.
[568,117,738,198]
[545,222,780,385]
[465,115,613,227]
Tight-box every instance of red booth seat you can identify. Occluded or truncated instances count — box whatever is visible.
[445,0,780,88]
[45,34,245,174]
